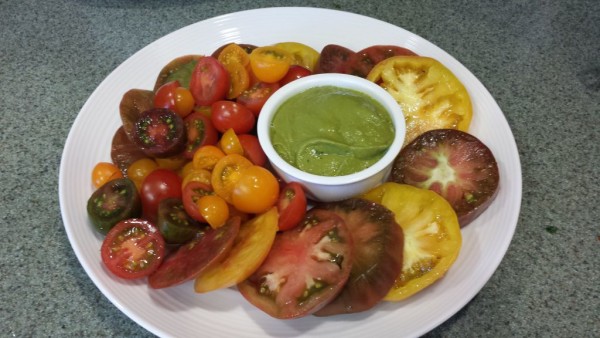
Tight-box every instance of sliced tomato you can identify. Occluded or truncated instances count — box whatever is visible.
[219,128,244,156]
[182,181,213,222]
[314,198,404,316]
[132,108,186,158]
[362,183,462,301]
[148,216,240,289]
[316,44,354,74]
[101,218,166,280]
[157,197,204,244]
[197,194,230,229]
[189,56,230,106]
[111,126,148,176]
[274,42,320,72]
[249,46,293,83]
[154,80,195,118]
[237,134,267,166]
[217,43,252,99]
[210,100,256,134]
[346,45,418,78]
[390,129,500,227]
[236,81,280,116]
[367,56,473,146]
[276,182,307,231]
[195,207,279,293]
[87,178,141,234]
[211,154,253,203]
[183,112,218,159]
[118,89,155,142]
[211,43,257,58]
[238,209,353,319]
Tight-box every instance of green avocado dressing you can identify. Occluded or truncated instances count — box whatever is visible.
[269,86,395,176]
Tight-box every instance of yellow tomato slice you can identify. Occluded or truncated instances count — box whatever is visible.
[367,56,472,146]
[274,42,320,72]
[362,182,462,301]
[194,207,279,293]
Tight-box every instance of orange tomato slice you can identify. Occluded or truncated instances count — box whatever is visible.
[194,207,278,293]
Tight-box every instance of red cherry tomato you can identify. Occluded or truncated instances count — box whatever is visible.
[183,112,219,159]
[189,56,230,106]
[210,100,255,134]
[279,65,312,86]
[277,182,307,231]
[236,82,280,116]
[237,134,267,166]
[100,219,166,280]
[154,80,195,118]
[140,169,183,223]
[182,181,213,222]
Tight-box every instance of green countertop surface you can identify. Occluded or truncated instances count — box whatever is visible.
[1,0,598,337]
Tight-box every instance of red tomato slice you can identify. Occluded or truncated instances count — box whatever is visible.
[148,216,240,289]
[236,82,280,116]
[210,100,256,134]
[183,112,219,159]
[277,182,307,231]
[189,56,230,106]
[100,219,166,280]
[238,209,353,319]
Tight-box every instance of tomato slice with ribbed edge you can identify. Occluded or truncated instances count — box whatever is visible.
[362,183,462,301]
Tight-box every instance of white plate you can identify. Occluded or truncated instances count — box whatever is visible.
[59,7,521,338]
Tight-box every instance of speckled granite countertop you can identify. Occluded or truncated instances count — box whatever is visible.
[1,0,598,336]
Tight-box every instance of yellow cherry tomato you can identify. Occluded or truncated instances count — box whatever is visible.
[126,158,158,190]
[231,165,279,214]
[249,46,293,83]
[219,128,244,156]
[197,195,230,229]
[91,162,123,188]
[192,145,225,171]
[211,154,253,204]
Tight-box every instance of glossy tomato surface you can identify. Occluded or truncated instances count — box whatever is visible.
[210,100,255,134]
[140,168,183,223]
[189,56,230,106]
[183,112,218,159]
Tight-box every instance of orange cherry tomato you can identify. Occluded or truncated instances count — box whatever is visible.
[197,195,230,229]
[249,46,293,83]
[219,128,244,156]
[181,168,213,189]
[211,154,253,204]
[192,145,225,171]
[92,162,123,188]
[126,158,159,191]
[231,165,279,214]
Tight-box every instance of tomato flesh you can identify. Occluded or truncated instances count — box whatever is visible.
[87,178,141,234]
[132,108,186,158]
[101,219,166,280]
[183,112,218,159]
[189,56,230,106]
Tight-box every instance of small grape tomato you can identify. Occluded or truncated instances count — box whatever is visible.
[197,194,230,229]
[192,145,225,171]
[182,181,213,222]
[279,65,312,87]
[154,80,195,118]
[140,168,183,223]
[127,158,158,191]
[277,182,307,231]
[219,128,244,156]
[236,82,280,116]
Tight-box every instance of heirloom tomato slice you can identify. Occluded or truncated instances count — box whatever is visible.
[362,183,462,301]
[367,56,472,146]
[238,209,353,319]
[153,55,201,90]
[195,207,278,293]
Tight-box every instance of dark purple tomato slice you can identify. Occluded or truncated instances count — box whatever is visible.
[238,209,353,319]
[132,108,186,158]
[101,218,166,280]
[389,128,500,227]
[110,126,147,175]
[153,55,202,91]
[148,216,240,289]
[346,45,418,78]
[314,198,404,316]
[87,178,141,234]
[119,89,155,142]
[316,44,355,74]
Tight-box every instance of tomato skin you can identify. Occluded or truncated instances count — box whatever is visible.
[132,108,186,158]
[189,56,230,106]
[210,100,256,134]
[87,178,142,234]
[231,165,279,214]
[140,169,183,223]
[183,112,219,159]
[154,80,195,118]
[249,46,293,83]
[101,218,166,280]
[92,162,123,188]
[237,134,267,166]
[182,181,213,222]
[346,45,418,78]
[236,82,280,116]
[279,65,312,86]
[276,182,307,231]
[316,44,354,74]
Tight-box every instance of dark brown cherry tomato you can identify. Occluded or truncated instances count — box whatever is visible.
[182,112,219,159]
[189,56,230,106]
[238,209,353,319]
[182,181,213,222]
[314,198,404,316]
[279,65,312,86]
[157,197,205,245]
[101,218,166,280]
[132,108,186,158]
[148,216,240,289]
[345,45,418,78]
[119,89,155,142]
[316,44,355,74]
[110,126,147,175]
[140,168,183,223]
[237,134,267,166]
[236,82,280,116]
[87,178,141,234]
[276,182,307,231]
[210,100,256,134]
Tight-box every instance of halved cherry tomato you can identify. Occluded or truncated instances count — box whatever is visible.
[189,56,230,106]
[236,82,280,116]
[237,134,267,166]
[276,182,307,231]
[92,162,123,188]
[238,209,354,319]
[182,181,213,222]
[132,108,186,158]
[217,43,251,67]
[183,112,219,159]
[192,145,225,171]
[274,42,320,72]
[197,194,230,229]
[155,155,187,171]
[157,197,204,244]
[367,56,473,146]
[279,65,312,87]
[218,43,252,99]
[231,165,279,214]
[316,44,354,74]
[249,46,293,83]
[126,158,158,191]
[148,217,240,289]
[362,183,462,301]
[181,167,212,189]
[211,43,257,58]
[140,168,183,223]
[154,80,195,118]
[111,126,148,176]
[195,207,279,293]
[87,178,141,234]
[210,100,255,134]
[101,218,166,279]
[219,128,244,155]
[211,154,253,203]
[154,55,201,91]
